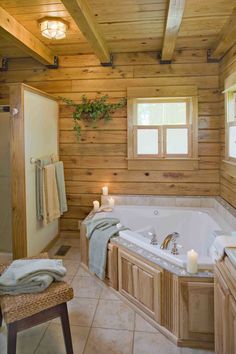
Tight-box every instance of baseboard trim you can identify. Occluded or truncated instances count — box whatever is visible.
[42,234,60,252]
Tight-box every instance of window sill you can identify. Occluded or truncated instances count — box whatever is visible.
[127,158,199,171]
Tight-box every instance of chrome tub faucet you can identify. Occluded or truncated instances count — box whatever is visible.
[160,232,180,251]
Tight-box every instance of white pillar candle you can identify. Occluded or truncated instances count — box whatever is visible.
[102,186,108,196]
[187,249,198,274]
[108,197,115,208]
[93,200,100,211]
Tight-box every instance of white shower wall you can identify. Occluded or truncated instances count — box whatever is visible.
[0,112,12,253]
[24,90,59,256]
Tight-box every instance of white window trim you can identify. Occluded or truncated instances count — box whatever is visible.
[127,88,198,160]
[225,90,236,163]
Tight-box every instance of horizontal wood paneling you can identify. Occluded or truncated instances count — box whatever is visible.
[1,50,221,236]
[219,43,236,208]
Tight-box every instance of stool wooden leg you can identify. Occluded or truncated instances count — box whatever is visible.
[60,303,73,354]
[7,322,17,354]
[0,307,3,327]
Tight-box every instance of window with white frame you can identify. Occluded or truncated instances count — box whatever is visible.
[226,89,236,161]
[128,94,198,159]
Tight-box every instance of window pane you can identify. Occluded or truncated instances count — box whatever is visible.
[137,129,158,155]
[163,102,186,124]
[137,101,186,125]
[229,126,236,158]
[227,92,236,122]
[166,128,188,154]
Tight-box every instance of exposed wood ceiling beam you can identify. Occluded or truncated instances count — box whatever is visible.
[0,6,56,65]
[161,0,185,63]
[210,8,236,60]
[60,0,111,65]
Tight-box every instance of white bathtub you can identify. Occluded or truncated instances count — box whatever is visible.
[94,205,233,270]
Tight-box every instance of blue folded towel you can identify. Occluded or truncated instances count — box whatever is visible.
[85,217,126,280]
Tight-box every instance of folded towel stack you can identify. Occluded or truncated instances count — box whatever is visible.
[0,259,66,295]
[209,235,236,262]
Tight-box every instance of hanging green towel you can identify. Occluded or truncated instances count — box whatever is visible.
[55,161,68,214]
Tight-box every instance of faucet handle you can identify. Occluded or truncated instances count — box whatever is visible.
[171,232,180,242]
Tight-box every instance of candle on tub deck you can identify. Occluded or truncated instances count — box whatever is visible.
[187,249,198,274]
[102,186,108,196]
[93,200,100,211]
[108,197,115,208]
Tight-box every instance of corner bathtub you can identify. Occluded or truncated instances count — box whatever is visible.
[94,205,232,270]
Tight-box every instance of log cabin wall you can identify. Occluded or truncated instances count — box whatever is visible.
[219,44,236,208]
[0,50,221,237]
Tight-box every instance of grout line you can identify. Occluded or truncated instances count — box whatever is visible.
[33,321,51,354]
[131,329,135,354]
[81,297,100,354]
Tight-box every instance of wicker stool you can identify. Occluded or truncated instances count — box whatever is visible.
[0,255,74,354]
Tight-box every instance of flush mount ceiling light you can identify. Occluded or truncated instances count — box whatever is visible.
[38,17,69,40]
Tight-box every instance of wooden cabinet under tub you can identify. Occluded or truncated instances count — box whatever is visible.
[116,245,214,350]
[214,256,236,354]
[118,249,163,324]
[80,223,214,350]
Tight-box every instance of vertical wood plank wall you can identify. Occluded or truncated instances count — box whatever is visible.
[0,50,220,237]
[219,44,236,208]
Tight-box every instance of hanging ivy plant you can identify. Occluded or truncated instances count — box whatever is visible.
[59,95,127,140]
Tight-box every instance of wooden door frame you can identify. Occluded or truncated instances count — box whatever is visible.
[9,83,58,259]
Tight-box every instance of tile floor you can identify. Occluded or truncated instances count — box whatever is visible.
[0,237,215,354]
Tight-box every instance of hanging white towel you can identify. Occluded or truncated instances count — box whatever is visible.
[43,164,60,224]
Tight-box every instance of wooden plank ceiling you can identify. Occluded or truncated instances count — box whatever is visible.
[0,0,236,61]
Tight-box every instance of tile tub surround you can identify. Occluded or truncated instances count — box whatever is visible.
[0,237,215,354]
[85,195,236,278]
[101,195,236,230]
[111,236,214,278]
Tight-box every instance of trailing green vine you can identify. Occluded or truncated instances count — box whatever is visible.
[60,95,127,140]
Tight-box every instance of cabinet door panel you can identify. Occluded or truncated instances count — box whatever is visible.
[132,265,139,299]
[118,249,162,323]
[229,295,236,354]
[214,275,229,354]
[138,268,154,310]
[180,281,214,343]
[121,257,133,296]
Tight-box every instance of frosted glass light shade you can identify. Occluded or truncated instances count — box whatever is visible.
[38,17,68,40]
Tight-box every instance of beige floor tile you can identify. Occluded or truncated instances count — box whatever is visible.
[132,332,215,354]
[84,328,133,354]
[35,323,89,354]
[93,299,135,330]
[55,238,80,248]
[71,276,103,298]
[0,322,49,354]
[135,314,158,333]
[53,298,98,327]
[63,247,81,261]
[0,326,7,354]
[76,266,92,277]
[133,331,180,354]
[100,286,120,301]
[180,349,215,354]
[62,259,80,276]
[0,253,12,263]
[63,274,74,284]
